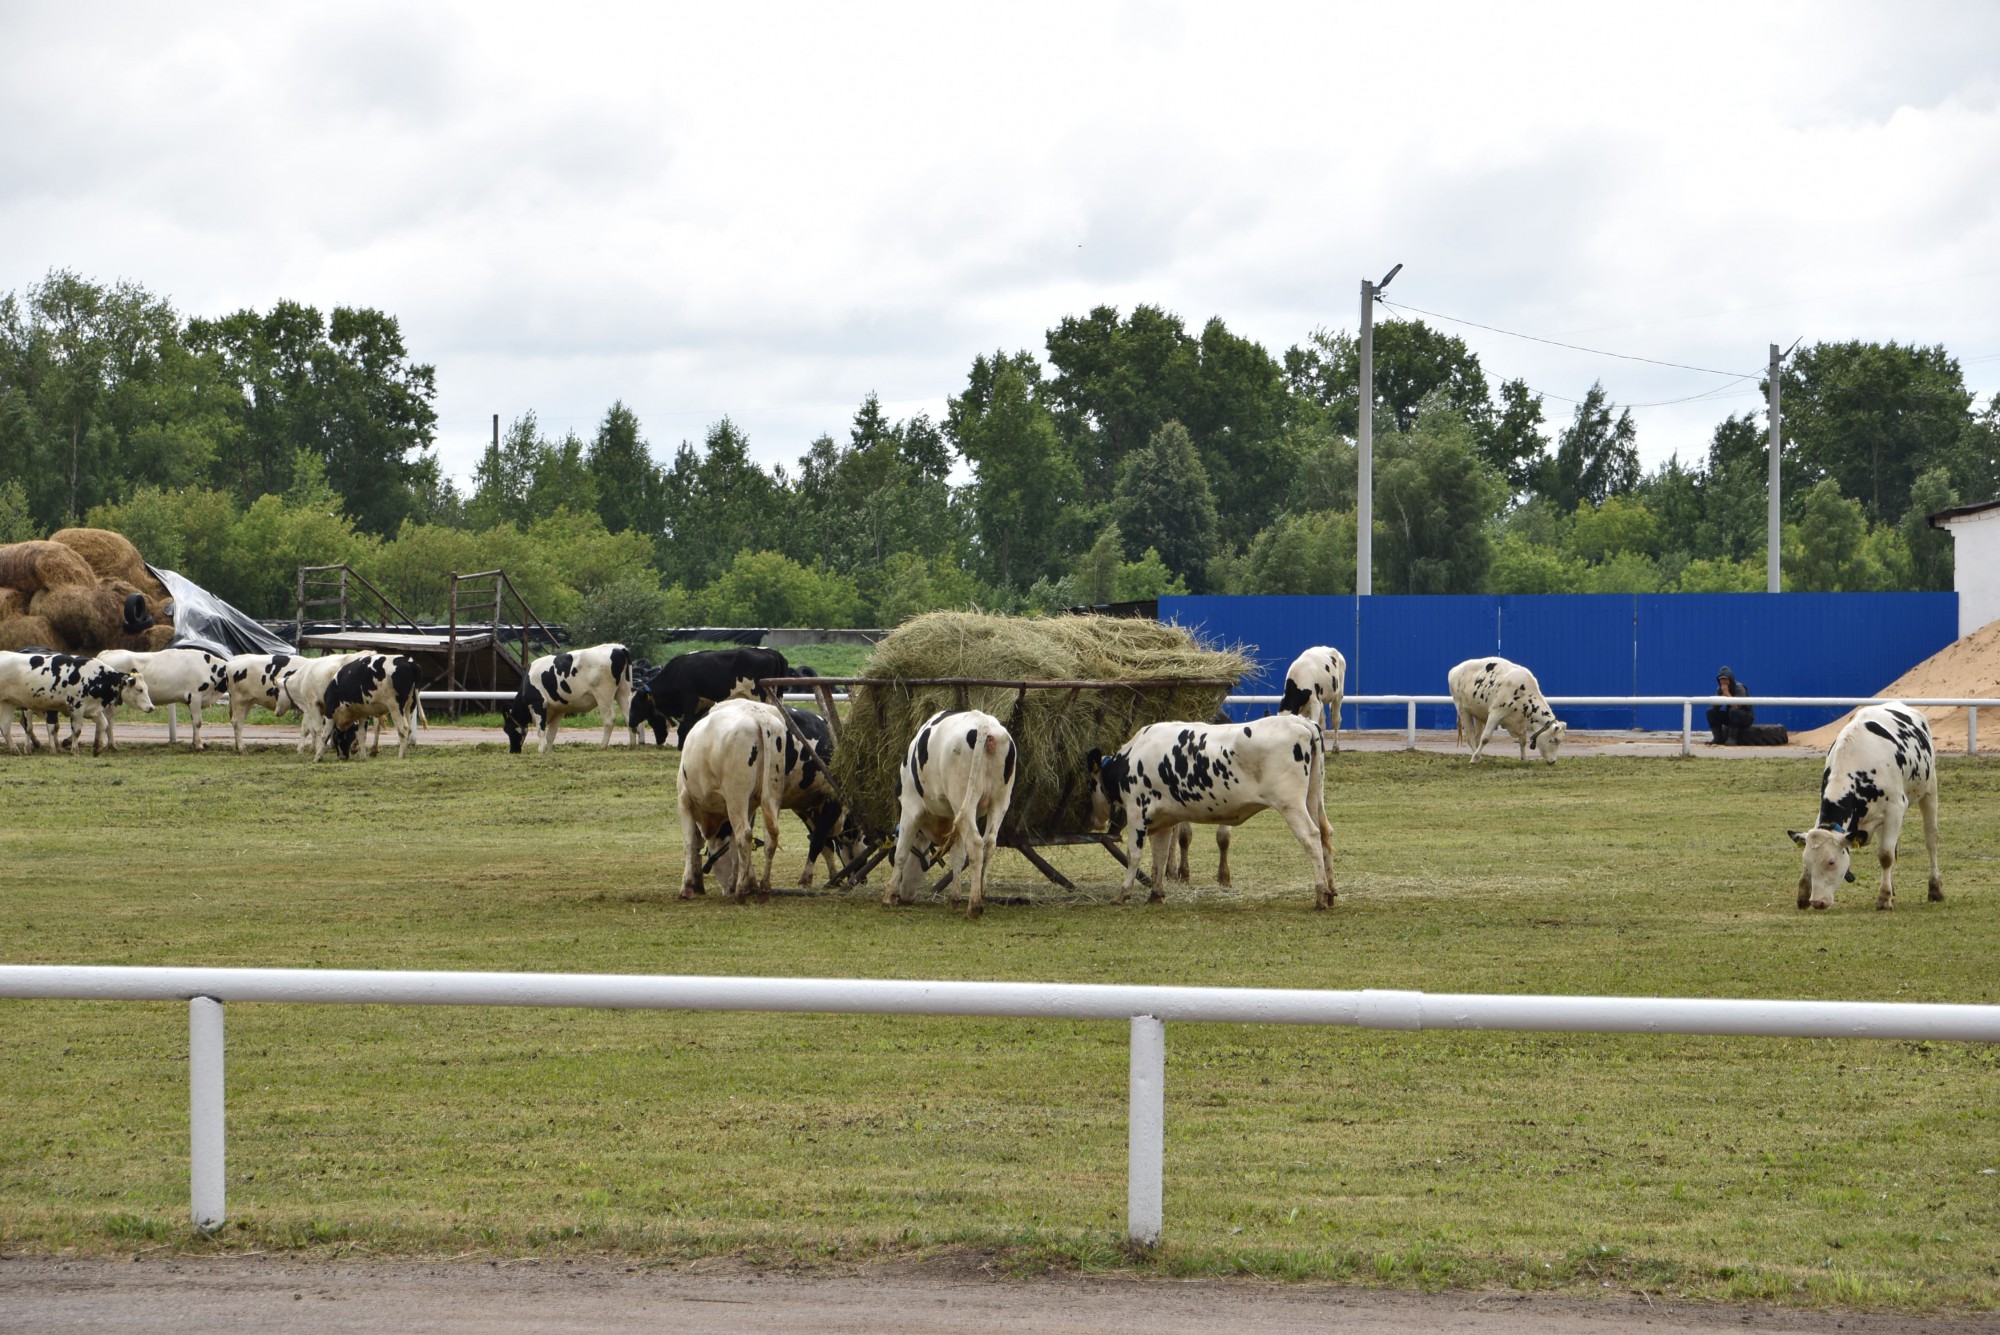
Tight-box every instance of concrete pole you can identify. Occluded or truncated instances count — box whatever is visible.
[1127,1015,1165,1247]
[189,997,226,1232]
[1358,279,1375,597]
[1767,343,1782,592]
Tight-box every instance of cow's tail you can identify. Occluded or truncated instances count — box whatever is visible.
[947,721,1009,851]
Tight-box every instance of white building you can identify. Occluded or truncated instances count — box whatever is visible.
[1930,499,2000,639]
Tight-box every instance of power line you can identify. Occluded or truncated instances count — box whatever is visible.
[1377,298,1757,377]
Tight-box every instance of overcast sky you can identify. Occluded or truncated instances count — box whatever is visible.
[4,2,1998,487]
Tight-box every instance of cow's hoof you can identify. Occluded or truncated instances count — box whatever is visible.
[1812,902,1829,911]
[965,902,984,921]
[1216,874,1233,889]
[1929,882,1944,901]
[678,887,700,900]
[1147,891,1165,904]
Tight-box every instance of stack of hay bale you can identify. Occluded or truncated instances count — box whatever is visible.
[829,611,1250,842]
[0,528,175,655]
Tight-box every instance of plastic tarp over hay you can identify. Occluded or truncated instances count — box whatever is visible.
[827,612,1250,841]
[151,568,293,658]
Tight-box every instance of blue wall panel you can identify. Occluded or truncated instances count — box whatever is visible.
[1498,595,1636,731]
[1158,593,1958,737]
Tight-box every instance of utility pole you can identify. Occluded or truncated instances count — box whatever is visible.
[1766,344,1781,592]
[492,413,500,454]
[1357,263,1401,596]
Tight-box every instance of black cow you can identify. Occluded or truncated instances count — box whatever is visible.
[629,647,791,747]
[320,653,423,760]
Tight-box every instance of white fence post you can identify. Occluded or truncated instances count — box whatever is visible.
[1128,1015,1164,1247]
[189,996,225,1233]
[1971,707,1979,757]
[167,704,178,745]
[1681,702,1692,756]
[1405,701,1416,750]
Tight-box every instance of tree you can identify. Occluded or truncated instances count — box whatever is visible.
[658,418,783,587]
[1283,320,1491,436]
[949,353,1080,589]
[1072,524,1125,604]
[1484,379,1547,495]
[1240,510,1356,594]
[1112,420,1218,590]
[1786,479,1874,592]
[1542,382,1638,513]
[587,401,665,537]
[1900,467,1958,592]
[1566,495,1660,563]
[1486,534,1584,594]
[1113,547,1187,599]
[1781,340,1974,527]
[699,550,860,627]
[1374,408,1503,593]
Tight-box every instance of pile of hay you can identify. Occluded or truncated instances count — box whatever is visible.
[828,611,1251,840]
[49,528,172,605]
[0,531,175,654]
[0,541,96,597]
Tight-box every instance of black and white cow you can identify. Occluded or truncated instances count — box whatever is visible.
[0,651,152,756]
[887,709,1017,919]
[1280,645,1347,753]
[1447,656,1567,764]
[677,698,785,902]
[500,644,634,754]
[1090,713,1335,909]
[95,647,229,751]
[1789,703,1942,911]
[273,652,369,754]
[224,652,308,753]
[316,654,422,761]
[700,702,865,888]
[630,647,790,747]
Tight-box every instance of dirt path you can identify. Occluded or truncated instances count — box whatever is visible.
[2,1257,1989,1334]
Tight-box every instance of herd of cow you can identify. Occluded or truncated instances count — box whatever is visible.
[0,635,1946,918]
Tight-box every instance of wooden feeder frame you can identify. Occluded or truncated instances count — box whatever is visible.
[756,675,1239,893]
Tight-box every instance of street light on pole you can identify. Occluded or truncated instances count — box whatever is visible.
[1357,263,1401,597]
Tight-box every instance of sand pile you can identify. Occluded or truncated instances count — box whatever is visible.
[1795,618,2000,751]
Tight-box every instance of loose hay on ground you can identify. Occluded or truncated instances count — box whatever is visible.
[827,611,1251,840]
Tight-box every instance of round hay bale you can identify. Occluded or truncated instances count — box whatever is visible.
[28,585,126,655]
[0,541,97,597]
[827,611,1250,842]
[0,615,67,654]
[0,587,23,622]
[95,576,170,631]
[103,623,177,653]
[49,528,171,602]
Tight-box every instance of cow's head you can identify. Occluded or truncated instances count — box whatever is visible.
[627,681,667,745]
[109,667,153,713]
[1085,748,1127,833]
[499,695,532,753]
[329,721,362,760]
[1788,825,1864,909]
[1529,719,1566,764]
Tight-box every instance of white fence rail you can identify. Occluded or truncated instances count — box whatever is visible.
[5,965,1998,1243]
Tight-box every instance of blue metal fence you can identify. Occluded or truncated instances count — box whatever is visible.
[1161,594,1959,733]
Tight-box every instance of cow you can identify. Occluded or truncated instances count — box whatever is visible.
[500,644,634,753]
[272,652,370,753]
[1089,713,1335,909]
[0,651,153,756]
[699,702,865,888]
[1789,703,1942,911]
[1447,656,1567,765]
[677,698,785,902]
[95,647,230,751]
[887,710,1017,919]
[630,647,791,747]
[317,654,423,761]
[1280,645,1347,753]
[223,653,309,753]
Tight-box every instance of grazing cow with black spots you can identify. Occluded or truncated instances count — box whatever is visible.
[1789,703,1942,911]
[888,710,1016,919]
[703,702,865,888]
[224,653,310,753]
[1090,713,1335,909]
[677,698,785,902]
[1448,656,1567,764]
[273,653,370,754]
[1280,645,1347,753]
[0,651,152,755]
[501,643,634,753]
[630,647,790,747]
[95,647,229,751]
[313,654,422,761]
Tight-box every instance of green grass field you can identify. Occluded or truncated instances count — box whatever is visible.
[1,743,1996,1311]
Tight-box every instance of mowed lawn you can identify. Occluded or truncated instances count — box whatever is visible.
[1,742,1996,1310]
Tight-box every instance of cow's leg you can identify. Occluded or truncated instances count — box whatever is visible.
[87,708,104,755]
[887,823,927,906]
[1115,825,1146,904]
[1144,826,1175,903]
[0,705,20,755]
[1472,712,1505,763]
[232,699,249,754]
[1874,807,1907,911]
[1921,787,1943,901]
[1168,824,1191,882]
[599,696,615,749]
[367,713,383,757]
[394,703,413,759]
[1215,825,1234,888]
[678,796,706,899]
[1326,698,1340,754]
[1276,802,1335,909]
[756,789,781,902]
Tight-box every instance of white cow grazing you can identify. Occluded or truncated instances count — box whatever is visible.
[501,643,634,753]
[314,654,423,761]
[1091,713,1335,909]
[273,653,369,754]
[0,651,153,755]
[888,710,1017,919]
[96,647,229,751]
[1789,703,1942,911]
[224,653,309,753]
[1281,645,1347,752]
[677,698,785,902]
[1448,656,1567,764]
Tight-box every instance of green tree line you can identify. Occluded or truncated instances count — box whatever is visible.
[5,268,1995,644]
